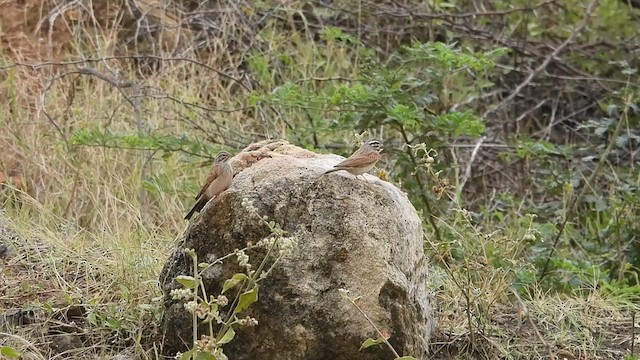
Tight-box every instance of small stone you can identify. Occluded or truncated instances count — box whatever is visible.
[49,333,84,354]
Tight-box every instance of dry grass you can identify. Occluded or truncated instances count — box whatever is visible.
[0,1,257,357]
[1,0,639,359]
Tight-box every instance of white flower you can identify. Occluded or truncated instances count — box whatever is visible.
[170,288,193,300]
[236,250,251,269]
[183,301,198,314]
[216,295,229,307]
[278,235,298,257]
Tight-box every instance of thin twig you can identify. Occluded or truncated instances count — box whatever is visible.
[459,136,486,192]
[76,67,136,88]
[39,70,80,142]
[342,292,401,358]
[515,100,547,123]
[2,55,251,91]
[295,76,356,83]
[632,311,636,357]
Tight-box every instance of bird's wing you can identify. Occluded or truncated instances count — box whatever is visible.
[206,165,233,198]
[333,151,380,169]
[195,164,220,200]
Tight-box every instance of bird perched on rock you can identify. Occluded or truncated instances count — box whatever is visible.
[185,150,233,220]
[323,139,383,182]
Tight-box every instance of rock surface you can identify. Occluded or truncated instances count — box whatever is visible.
[160,139,434,359]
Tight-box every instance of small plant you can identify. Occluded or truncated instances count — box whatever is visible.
[0,346,21,359]
[172,199,297,360]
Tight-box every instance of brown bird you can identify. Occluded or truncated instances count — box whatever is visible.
[323,139,383,181]
[185,150,233,220]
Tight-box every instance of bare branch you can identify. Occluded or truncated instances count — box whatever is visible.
[76,67,137,88]
[1,55,251,92]
[459,136,487,192]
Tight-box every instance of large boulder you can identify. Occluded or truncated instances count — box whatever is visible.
[160,139,434,359]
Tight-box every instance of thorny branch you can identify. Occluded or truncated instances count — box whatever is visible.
[483,0,600,118]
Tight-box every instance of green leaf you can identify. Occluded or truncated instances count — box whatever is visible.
[437,111,485,137]
[138,303,154,311]
[359,337,385,350]
[438,2,456,8]
[141,180,159,192]
[194,351,216,360]
[387,104,420,128]
[69,130,211,156]
[176,275,198,289]
[395,357,418,360]
[180,349,195,360]
[106,317,122,329]
[218,326,236,345]
[321,26,362,45]
[234,286,259,314]
[43,302,54,313]
[222,273,248,293]
[87,312,98,326]
[0,347,21,358]
[203,302,220,324]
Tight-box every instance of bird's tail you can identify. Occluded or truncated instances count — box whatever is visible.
[184,199,205,220]
[321,168,340,176]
